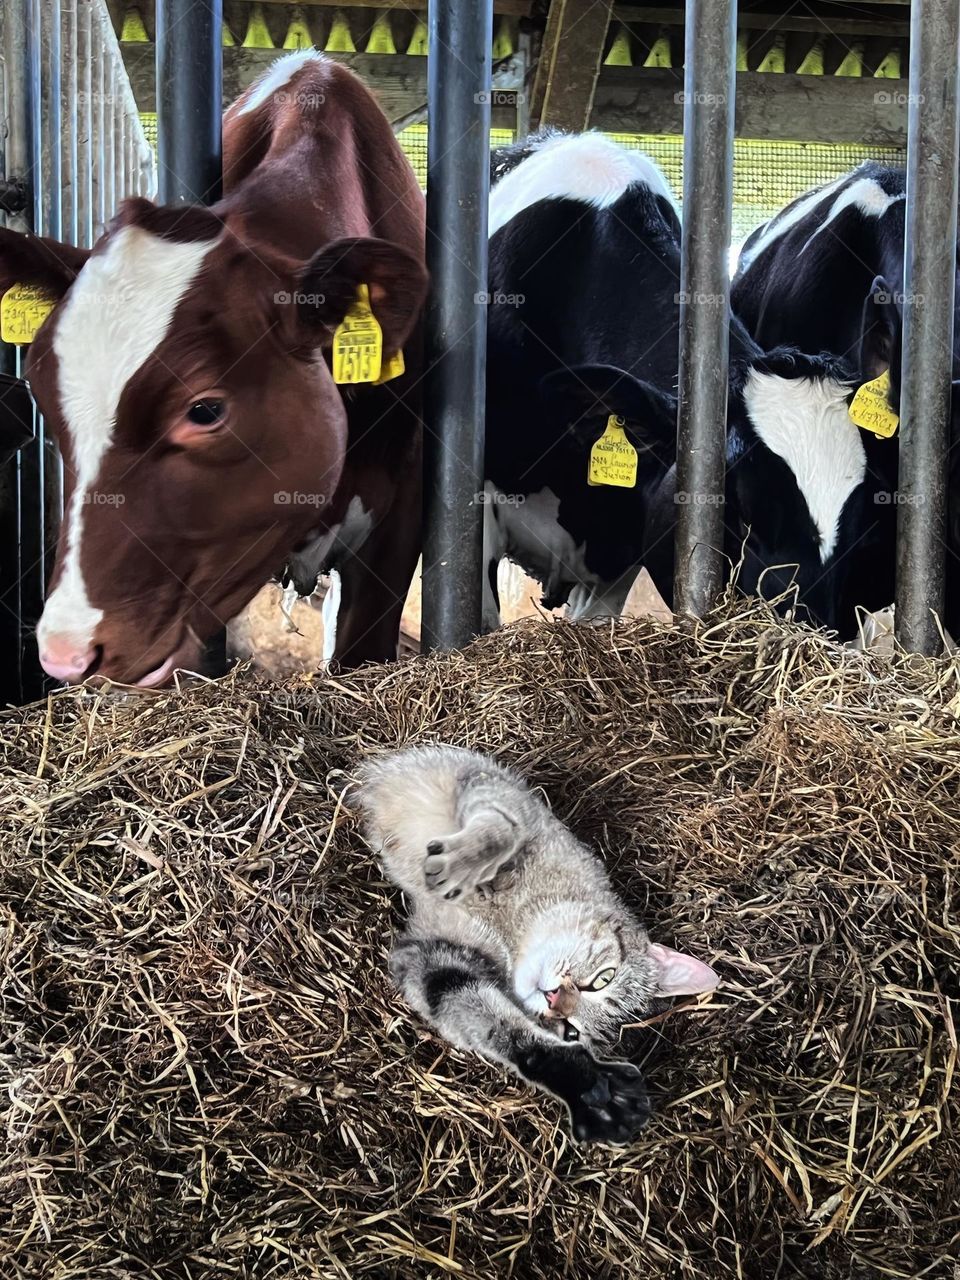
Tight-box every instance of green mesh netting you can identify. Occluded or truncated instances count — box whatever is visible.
[139,112,904,246]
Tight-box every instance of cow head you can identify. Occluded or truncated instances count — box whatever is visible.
[538,363,678,467]
[0,200,426,686]
[725,347,900,637]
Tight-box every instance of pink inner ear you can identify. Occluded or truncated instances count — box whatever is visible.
[648,943,719,996]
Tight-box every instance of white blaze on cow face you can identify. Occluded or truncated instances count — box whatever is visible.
[37,224,218,656]
[799,177,905,256]
[737,173,850,273]
[743,371,866,563]
[488,133,677,238]
[233,48,325,117]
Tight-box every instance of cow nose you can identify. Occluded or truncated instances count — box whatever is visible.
[38,639,99,682]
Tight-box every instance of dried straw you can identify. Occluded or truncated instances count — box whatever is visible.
[2,598,959,1279]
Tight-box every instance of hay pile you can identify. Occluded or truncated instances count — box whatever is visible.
[2,601,959,1280]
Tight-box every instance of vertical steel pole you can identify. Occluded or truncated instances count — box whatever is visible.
[76,0,94,247]
[673,0,737,617]
[0,0,42,703]
[156,0,223,205]
[156,0,225,672]
[60,0,78,246]
[895,0,960,653]
[421,0,492,651]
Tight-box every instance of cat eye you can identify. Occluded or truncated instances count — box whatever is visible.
[563,1022,580,1042]
[587,968,617,991]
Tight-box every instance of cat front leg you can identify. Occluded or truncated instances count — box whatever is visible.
[390,937,650,1145]
[423,805,522,900]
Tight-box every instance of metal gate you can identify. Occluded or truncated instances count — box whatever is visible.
[0,0,155,703]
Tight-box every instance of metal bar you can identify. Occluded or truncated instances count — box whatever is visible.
[77,0,94,246]
[421,0,493,651]
[156,0,225,674]
[673,0,737,618]
[895,0,960,653]
[156,0,223,205]
[93,40,106,236]
[60,0,78,245]
[0,0,42,704]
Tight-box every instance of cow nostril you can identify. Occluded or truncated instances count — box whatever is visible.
[39,643,102,683]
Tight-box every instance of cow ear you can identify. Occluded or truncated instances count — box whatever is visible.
[539,364,678,453]
[0,227,90,301]
[648,942,719,997]
[290,236,428,354]
[859,274,899,384]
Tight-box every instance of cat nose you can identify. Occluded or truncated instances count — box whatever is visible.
[545,978,578,1016]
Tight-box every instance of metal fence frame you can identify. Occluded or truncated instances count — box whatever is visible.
[1,0,959,703]
[0,0,155,703]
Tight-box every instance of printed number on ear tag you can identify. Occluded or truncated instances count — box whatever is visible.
[374,348,405,384]
[588,415,639,488]
[848,370,899,439]
[1,284,56,345]
[332,283,383,385]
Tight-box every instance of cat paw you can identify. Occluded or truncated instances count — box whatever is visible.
[568,1060,651,1146]
[423,841,516,900]
[423,843,458,898]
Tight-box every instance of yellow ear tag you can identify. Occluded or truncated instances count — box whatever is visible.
[332,283,383,384]
[848,370,899,438]
[1,284,56,345]
[374,348,405,384]
[588,415,638,488]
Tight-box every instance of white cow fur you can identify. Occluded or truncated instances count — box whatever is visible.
[488,132,677,239]
[743,370,865,563]
[38,225,216,654]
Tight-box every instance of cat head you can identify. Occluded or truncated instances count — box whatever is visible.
[513,906,718,1047]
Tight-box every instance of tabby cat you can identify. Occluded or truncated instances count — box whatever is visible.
[357,744,718,1144]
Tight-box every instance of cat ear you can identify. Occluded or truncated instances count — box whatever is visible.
[648,943,719,996]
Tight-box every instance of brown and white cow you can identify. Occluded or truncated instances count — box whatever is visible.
[0,50,427,686]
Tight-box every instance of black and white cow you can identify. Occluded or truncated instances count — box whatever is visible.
[482,131,874,633]
[732,161,960,638]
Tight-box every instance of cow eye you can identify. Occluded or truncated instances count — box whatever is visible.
[186,399,226,427]
[587,968,616,991]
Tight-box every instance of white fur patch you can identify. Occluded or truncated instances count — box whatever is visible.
[489,133,676,238]
[235,49,325,117]
[321,569,342,666]
[800,177,905,254]
[490,484,600,604]
[744,370,865,562]
[38,226,216,651]
[737,172,851,272]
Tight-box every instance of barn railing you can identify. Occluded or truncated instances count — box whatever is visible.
[0,0,156,703]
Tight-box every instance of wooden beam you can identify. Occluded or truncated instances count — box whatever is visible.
[539,0,613,132]
[615,6,910,38]
[121,46,910,149]
[594,68,909,147]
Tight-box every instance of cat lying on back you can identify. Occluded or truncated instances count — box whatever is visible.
[356,744,718,1145]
